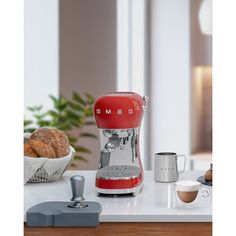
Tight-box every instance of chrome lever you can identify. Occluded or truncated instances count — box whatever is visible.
[142,96,149,111]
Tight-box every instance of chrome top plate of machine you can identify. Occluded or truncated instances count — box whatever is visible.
[96,165,141,180]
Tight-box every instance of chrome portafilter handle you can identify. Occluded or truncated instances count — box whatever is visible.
[68,175,88,208]
[99,134,121,168]
[104,134,120,152]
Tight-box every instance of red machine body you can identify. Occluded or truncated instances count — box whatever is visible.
[94,92,148,196]
[94,92,145,129]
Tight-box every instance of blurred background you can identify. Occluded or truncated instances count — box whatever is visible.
[24,0,212,171]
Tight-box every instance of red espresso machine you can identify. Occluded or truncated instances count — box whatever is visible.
[93,92,148,196]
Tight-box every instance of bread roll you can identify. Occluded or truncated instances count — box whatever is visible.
[24,143,38,157]
[29,139,56,158]
[30,127,70,157]
[205,169,212,182]
[204,164,212,182]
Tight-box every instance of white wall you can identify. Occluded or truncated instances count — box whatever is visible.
[24,0,59,118]
[150,0,191,168]
[116,0,148,169]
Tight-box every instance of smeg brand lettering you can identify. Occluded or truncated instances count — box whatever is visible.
[105,109,112,114]
[117,109,123,115]
[95,108,134,115]
[128,109,134,114]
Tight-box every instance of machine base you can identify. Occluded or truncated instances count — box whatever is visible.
[96,183,143,197]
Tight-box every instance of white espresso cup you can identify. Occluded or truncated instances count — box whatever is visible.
[175,180,209,204]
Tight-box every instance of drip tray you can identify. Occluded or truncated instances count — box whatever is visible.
[98,193,134,198]
[96,165,140,180]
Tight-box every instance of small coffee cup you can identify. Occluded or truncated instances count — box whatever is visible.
[175,180,209,203]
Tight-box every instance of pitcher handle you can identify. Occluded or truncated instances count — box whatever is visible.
[177,154,186,174]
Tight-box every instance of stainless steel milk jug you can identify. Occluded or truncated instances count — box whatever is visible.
[154,152,186,182]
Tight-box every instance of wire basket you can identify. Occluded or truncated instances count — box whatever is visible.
[24,133,75,184]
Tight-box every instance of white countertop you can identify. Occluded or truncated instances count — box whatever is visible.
[24,170,212,222]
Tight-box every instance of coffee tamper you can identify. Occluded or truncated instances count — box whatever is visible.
[68,175,88,208]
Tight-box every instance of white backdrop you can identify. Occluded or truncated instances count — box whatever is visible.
[24,0,59,119]
[150,0,191,169]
